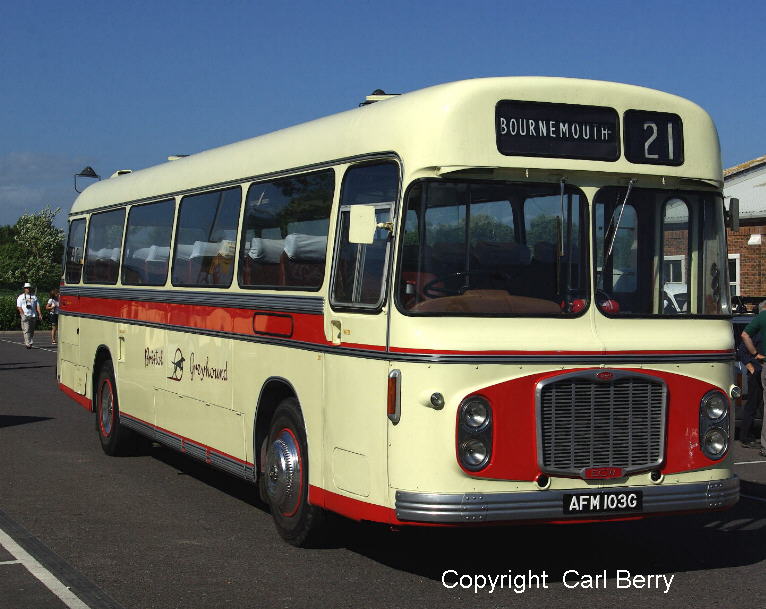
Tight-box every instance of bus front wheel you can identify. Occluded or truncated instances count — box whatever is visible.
[262,398,326,546]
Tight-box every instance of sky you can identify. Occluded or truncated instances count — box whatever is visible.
[1,0,764,228]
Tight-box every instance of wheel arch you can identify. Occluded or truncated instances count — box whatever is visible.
[254,377,299,479]
[92,344,113,399]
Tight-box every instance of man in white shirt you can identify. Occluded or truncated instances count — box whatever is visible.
[16,282,43,348]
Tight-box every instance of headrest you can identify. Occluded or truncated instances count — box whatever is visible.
[284,234,327,263]
[147,245,170,262]
[249,238,284,264]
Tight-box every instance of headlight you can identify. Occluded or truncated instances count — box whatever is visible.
[459,439,489,470]
[461,397,491,430]
[702,428,728,459]
[699,390,731,460]
[457,395,493,472]
[702,392,727,421]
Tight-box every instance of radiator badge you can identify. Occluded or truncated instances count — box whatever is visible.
[581,466,624,480]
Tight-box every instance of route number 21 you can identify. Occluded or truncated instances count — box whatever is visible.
[625,111,683,166]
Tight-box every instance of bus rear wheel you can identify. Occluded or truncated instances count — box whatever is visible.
[95,360,138,456]
[262,398,326,547]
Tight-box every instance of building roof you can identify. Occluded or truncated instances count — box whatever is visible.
[724,154,766,178]
[723,154,766,220]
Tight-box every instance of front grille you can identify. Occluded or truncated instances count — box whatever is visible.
[537,371,666,476]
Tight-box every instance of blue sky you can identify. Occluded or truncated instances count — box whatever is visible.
[1,0,764,228]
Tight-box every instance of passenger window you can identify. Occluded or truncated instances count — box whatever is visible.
[83,209,125,284]
[65,218,87,284]
[331,162,399,308]
[239,170,334,290]
[172,187,241,287]
[122,199,175,286]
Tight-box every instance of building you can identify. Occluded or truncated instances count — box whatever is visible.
[724,155,766,306]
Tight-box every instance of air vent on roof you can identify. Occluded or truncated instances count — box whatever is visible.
[168,155,189,161]
[109,170,132,178]
[360,89,400,106]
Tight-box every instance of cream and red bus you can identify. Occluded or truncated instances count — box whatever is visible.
[58,77,739,546]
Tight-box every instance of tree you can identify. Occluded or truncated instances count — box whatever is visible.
[0,207,65,290]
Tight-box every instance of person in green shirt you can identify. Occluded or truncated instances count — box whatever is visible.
[741,301,766,457]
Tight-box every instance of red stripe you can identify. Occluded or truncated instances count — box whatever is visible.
[308,485,399,524]
[63,295,329,346]
[58,382,92,412]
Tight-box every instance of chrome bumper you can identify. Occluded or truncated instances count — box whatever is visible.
[395,477,739,523]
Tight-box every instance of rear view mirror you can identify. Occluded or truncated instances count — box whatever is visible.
[348,205,377,244]
[726,197,740,232]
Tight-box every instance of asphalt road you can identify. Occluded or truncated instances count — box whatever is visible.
[1,332,765,609]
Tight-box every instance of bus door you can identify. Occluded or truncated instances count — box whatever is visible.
[322,161,398,503]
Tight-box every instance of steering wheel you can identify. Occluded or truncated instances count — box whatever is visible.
[423,270,510,298]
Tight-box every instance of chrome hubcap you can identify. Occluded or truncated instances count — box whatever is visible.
[99,382,113,435]
[265,430,302,516]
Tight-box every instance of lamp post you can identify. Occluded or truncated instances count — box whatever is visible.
[74,166,100,193]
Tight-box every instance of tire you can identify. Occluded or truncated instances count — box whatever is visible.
[262,398,326,546]
[94,360,139,456]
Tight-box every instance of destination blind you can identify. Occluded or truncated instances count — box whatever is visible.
[496,100,619,161]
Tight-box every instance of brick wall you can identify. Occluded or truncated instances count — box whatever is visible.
[728,223,766,298]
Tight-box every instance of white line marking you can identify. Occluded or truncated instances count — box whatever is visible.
[734,460,766,465]
[0,527,92,609]
[0,337,57,353]
[741,494,766,503]
[0,559,21,565]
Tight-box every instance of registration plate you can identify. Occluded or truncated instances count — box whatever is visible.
[563,490,643,515]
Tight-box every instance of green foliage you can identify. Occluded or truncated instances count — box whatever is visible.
[0,207,64,292]
[0,296,20,331]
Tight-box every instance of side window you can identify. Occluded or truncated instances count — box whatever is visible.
[83,209,125,284]
[122,199,175,286]
[239,170,334,290]
[172,187,241,287]
[331,162,399,308]
[65,218,87,284]
[661,198,690,315]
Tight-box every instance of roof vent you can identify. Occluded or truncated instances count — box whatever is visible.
[168,155,189,161]
[360,89,400,106]
[110,169,132,178]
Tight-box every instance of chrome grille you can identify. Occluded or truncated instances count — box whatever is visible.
[537,371,666,475]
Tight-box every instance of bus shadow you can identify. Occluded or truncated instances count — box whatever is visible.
[0,415,54,428]
[146,443,268,511]
[341,499,766,582]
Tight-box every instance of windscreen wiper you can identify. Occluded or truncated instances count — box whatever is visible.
[605,179,636,261]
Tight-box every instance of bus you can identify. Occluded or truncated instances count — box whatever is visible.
[58,77,739,546]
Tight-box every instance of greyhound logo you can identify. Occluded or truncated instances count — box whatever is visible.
[168,348,185,381]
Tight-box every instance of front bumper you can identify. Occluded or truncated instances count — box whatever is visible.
[395,476,739,523]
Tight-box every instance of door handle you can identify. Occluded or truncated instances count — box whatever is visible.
[330,319,342,345]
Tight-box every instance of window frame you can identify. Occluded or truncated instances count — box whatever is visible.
[170,185,242,289]
[592,186,729,319]
[728,253,740,298]
[237,168,336,293]
[329,160,401,313]
[82,208,126,286]
[121,198,177,287]
[394,177,591,318]
[65,217,88,285]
